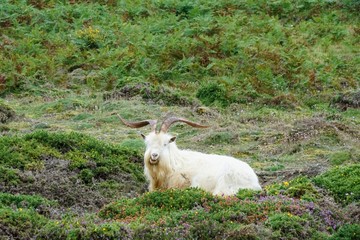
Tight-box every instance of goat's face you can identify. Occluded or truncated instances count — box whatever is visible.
[143,132,176,165]
[118,115,207,165]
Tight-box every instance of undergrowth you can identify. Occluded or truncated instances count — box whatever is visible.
[1,0,358,105]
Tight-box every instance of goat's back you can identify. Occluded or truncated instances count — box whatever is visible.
[178,150,261,195]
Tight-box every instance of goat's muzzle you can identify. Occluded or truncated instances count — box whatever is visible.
[149,153,159,165]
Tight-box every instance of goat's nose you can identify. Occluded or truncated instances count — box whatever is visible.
[151,153,159,160]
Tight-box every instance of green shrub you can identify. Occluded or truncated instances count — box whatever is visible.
[313,165,360,205]
[236,189,260,200]
[0,166,21,185]
[0,193,56,209]
[23,130,145,181]
[99,188,335,236]
[266,176,318,201]
[342,0,360,11]
[0,207,49,239]
[330,224,360,240]
[266,213,312,239]
[74,26,103,50]
[37,216,132,240]
[196,83,230,107]
[1,0,359,101]
[79,169,94,184]
[0,135,61,169]
[137,188,215,211]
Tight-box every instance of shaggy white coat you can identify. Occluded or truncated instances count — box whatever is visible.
[143,132,261,196]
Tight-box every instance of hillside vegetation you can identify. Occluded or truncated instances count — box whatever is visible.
[0,0,359,239]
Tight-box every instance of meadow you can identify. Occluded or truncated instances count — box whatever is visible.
[0,0,359,239]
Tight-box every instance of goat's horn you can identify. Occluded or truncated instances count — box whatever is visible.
[160,117,209,133]
[118,114,157,132]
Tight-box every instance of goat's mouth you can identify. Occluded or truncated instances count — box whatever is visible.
[149,158,159,165]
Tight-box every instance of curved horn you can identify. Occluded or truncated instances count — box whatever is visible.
[160,117,209,133]
[118,114,157,132]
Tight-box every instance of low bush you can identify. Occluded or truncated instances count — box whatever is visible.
[266,176,318,201]
[196,82,231,107]
[99,188,338,238]
[0,207,49,239]
[266,213,311,239]
[313,164,360,205]
[330,224,360,240]
[0,192,56,209]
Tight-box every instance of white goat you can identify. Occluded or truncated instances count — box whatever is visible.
[119,115,262,195]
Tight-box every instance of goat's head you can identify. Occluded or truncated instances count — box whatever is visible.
[118,115,208,165]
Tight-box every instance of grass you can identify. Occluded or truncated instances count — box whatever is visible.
[0,0,359,239]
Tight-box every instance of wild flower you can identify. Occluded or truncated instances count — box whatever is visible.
[75,26,103,50]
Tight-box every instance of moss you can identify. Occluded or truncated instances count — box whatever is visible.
[22,130,144,181]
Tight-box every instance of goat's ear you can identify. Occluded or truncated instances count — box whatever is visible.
[169,136,176,143]
[140,133,146,139]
